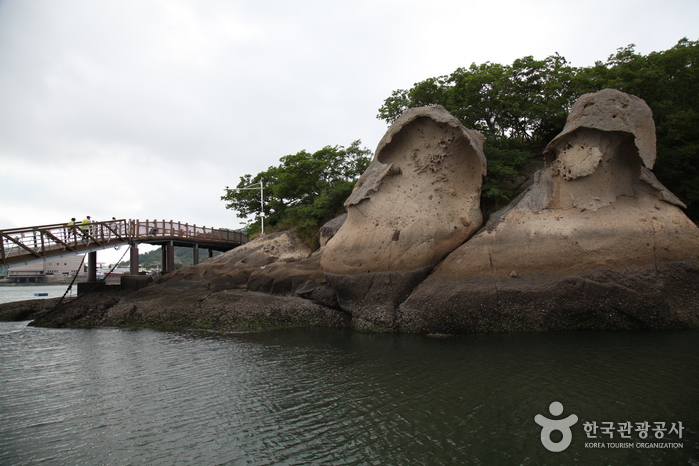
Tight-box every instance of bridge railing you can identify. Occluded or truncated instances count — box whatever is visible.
[131,220,248,244]
[1,219,248,265]
[1,219,130,264]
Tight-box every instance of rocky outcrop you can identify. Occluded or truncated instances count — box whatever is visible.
[398,89,699,333]
[0,297,64,321]
[29,230,349,331]
[28,286,347,332]
[318,213,346,247]
[148,230,320,293]
[18,90,699,335]
[321,105,487,330]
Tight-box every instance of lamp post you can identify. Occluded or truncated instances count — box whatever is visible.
[225,181,265,235]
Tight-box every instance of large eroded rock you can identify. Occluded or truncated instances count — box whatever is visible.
[321,105,487,330]
[399,89,699,333]
[322,105,486,274]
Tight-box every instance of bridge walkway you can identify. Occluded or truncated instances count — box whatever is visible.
[1,219,248,268]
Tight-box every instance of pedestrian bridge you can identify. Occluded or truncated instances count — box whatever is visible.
[1,219,248,272]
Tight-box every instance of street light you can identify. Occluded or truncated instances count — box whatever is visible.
[225,181,265,235]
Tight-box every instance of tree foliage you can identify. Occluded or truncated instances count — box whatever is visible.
[377,38,699,221]
[221,141,371,243]
[378,53,578,145]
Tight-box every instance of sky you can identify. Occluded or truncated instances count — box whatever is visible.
[1,0,698,263]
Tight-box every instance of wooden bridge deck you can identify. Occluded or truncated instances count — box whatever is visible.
[0,219,248,266]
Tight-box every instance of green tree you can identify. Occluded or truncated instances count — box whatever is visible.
[378,54,579,145]
[221,141,372,244]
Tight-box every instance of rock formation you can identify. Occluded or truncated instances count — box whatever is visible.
[320,105,487,330]
[25,230,349,331]
[398,89,699,333]
[11,89,699,335]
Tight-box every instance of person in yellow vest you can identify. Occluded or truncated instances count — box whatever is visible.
[80,216,91,238]
[66,217,77,240]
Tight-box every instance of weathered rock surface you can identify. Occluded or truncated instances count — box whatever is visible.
[322,105,486,275]
[318,213,346,248]
[321,105,487,330]
[399,89,699,333]
[545,88,657,169]
[150,230,323,294]
[325,266,433,331]
[28,285,347,332]
[398,262,699,333]
[29,230,349,331]
[0,297,64,321]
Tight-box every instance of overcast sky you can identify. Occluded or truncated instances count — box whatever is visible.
[1,0,697,257]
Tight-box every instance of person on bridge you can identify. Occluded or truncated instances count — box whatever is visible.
[108,217,119,239]
[66,218,77,240]
[80,216,91,239]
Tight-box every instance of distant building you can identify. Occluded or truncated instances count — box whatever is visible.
[6,255,85,283]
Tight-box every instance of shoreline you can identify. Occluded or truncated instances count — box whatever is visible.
[0,297,70,322]
[0,278,122,286]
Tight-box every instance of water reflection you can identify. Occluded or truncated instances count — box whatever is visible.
[1,323,697,464]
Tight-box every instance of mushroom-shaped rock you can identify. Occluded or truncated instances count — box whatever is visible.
[321,105,487,330]
[545,88,657,169]
[323,105,486,275]
[399,90,699,334]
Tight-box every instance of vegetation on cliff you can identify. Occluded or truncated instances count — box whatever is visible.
[221,141,371,245]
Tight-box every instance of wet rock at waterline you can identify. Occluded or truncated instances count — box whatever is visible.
[27,230,349,331]
[399,89,699,333]
[0,297,64,322]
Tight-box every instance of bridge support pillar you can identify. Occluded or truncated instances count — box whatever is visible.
[87,251,97,282]
[209,249,213,258]
[192,244,199,266]
[130,244,139,276]
[162,241,175,273]
[168,242,175,272]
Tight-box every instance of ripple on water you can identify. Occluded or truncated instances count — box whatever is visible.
[0,325,697,464]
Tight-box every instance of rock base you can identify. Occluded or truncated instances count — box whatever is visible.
[399,261,699,333]
[325,266,433,331]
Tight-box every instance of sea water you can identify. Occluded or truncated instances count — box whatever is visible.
[0,284,72,304]
[0,320,697,464]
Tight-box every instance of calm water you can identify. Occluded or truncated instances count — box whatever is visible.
[1,320,698,465]
[0,284,72,304]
